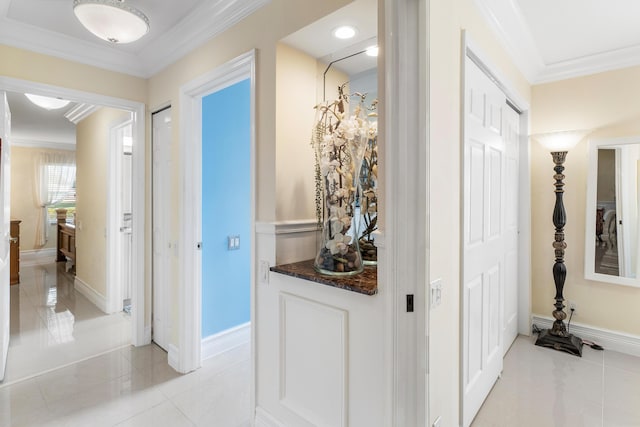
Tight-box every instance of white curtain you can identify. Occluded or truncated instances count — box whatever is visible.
[34,152,76,247]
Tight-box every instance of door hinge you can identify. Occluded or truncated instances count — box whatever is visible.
[406,294,414,312]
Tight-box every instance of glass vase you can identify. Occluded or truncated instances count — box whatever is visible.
[357,121,378,265]
[313,102,367,276]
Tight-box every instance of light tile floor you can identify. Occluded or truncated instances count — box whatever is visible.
[3,261,131,385]
[1,261,251,427]
[0,341,251,427]
[472,335,640,427]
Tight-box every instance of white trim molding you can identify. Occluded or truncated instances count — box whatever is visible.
[12,138,75,151]
[255,220,318,235]
[255,407,285,427]
[532,315,640,357]
[74,276,108,314]
[201,322,251,361]
[178,50,256,376]
[0,0,270,78]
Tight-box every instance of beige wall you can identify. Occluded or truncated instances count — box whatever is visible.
[275,42,348,223]
[429,0,531,424]
[531,66,640,336]
[10,146,65,251]
[76,107,128,297]
[0,44,146,103]
[147,0,352,343]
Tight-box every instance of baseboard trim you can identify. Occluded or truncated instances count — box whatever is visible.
[532,315,640,357]
[255,407,285,427]
[202,322,250,361]
[74,276,108,314]
[20,248,57,266]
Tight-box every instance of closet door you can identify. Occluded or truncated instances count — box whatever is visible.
[462,59,507,427]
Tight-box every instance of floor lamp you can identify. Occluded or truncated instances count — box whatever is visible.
[533,130,589,357]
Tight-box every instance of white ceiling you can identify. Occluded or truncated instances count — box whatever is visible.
[281,0,377,77]
[0,0,270,148]
[4,0,640,144]
[475,0,640,83]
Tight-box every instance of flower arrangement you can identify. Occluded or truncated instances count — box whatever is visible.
[358,108,378,264]
[312,85,369,275]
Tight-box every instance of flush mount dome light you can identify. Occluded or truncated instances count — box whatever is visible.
[25,94,71,110]
[333,25,357,40]
[73,0,150,44]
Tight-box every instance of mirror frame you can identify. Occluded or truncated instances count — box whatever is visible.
[585,135,640,287]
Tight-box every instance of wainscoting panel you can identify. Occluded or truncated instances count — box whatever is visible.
[279,292,348,427]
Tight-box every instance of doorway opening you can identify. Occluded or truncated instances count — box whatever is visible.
[0,78,146,385]
[175,50,256,376]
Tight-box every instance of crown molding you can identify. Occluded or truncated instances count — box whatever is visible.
[0,16,147,77]
[138,0,271,76]
[0,0,270,78]
[535,44,640,84]
[472,0,544,83]
[12,137,76,151]
[473,0,640,84]
[64,103,100,124]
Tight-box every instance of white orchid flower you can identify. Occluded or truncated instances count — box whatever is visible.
[326,233,352,255]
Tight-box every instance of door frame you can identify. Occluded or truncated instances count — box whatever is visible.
[0,76,148,347]
[460,32,532,421]
[176,50,256,374]
[106,114,134,314]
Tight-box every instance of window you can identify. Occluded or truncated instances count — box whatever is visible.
[46,164,76,224]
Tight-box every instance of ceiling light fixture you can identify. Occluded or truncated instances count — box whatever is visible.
[333,25,357,40]
[365,45,379,57]
[73,0,150,44]
[25,94,71,110]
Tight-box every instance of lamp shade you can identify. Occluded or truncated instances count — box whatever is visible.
[73,0,150,44]
[533,130,590,152]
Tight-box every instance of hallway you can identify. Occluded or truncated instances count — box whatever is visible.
[3,261,130,385]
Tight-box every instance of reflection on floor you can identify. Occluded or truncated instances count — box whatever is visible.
[472,335,640,426]
[3,261,131,386]
[595,238,619,276]
[0,342,251,427]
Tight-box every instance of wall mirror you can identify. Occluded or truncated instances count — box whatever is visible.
[585,136,640,287]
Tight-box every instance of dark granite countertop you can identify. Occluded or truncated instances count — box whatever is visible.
[270,259,377,296]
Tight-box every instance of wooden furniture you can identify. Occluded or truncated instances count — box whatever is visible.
[10,220,20,285]
[56,209,76,273]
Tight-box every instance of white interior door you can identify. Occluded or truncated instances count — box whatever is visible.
[120,125,133,307]
[0,91,11,381]
[502,106,519,353]
[152,107,171,351]
[462,58,510,427]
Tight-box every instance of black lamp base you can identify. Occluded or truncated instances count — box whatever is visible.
[535,329,583,357]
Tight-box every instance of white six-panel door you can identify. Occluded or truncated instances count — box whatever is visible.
[152,107,172,351]
[502,105,520,354]
[0,92,11,381]
[462,58,519,427]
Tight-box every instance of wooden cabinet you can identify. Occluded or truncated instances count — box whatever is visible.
[10,220,20,285]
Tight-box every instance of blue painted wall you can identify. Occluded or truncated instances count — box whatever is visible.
[201,79,251,337]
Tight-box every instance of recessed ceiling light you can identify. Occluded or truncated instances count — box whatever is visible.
[25,94,71,110]
[366,45,379,57]
[333,25,357,40]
